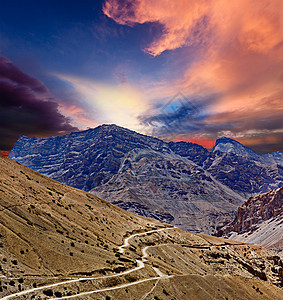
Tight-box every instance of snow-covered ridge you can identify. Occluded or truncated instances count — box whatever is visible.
[213,137,282,167]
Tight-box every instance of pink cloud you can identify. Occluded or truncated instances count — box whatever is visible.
[103,0,283,152]
[59,104,99,129]
[104,0,283,56]
[103,0,210,56]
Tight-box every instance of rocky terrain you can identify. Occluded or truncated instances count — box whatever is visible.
[0,157,283,299]
[93,148,243,233]
[8,124,283,233]
[217,188,283,258]
[205,137,283,197]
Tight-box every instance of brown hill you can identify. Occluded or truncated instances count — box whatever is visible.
[0,157,282,299]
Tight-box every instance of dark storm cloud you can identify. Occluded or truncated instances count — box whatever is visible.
[0,57,78,151]
[0,57,48,93]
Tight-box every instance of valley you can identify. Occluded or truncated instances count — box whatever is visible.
[1,0,283,298]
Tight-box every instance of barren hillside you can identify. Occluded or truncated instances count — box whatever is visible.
[0,157,282,299]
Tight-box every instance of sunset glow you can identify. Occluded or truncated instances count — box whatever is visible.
[0,0,282,153]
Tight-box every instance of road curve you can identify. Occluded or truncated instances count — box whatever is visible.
[1,226,175,300]
[118,227,173,254]
[51,276,174,300]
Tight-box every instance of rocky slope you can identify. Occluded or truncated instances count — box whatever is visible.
[8,124,283,233]
[8,125,168,191]
[92,148,244,233]
[206,138,283,197]
[0,157,165,277]
[0,157,283,299]
[217,188,283,257]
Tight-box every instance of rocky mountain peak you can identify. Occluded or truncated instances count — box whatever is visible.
[215,136,240,145]
[212,136,276,167]
[213,137,256,155]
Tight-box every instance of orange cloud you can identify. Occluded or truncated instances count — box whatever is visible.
[104,0,283,56]
[104,0,283,153]
[103,0,209,56]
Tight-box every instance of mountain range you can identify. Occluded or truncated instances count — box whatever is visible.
[8,124,283,234]
[0,156,282,299]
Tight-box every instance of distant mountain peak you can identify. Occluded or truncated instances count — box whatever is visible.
[213,136,263,159]
[215,136,242,145]
[97,123,130,131]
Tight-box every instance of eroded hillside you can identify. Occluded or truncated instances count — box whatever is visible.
[0,157,282,299]
[217,187,283,258]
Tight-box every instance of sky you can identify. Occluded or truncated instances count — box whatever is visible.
[0,0,282,154]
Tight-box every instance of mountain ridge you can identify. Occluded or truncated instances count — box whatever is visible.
[213,136,281,167]
[92,147,244,233]
[8,124,283,233]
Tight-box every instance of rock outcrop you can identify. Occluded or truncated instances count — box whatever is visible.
[217,188,283,257]
[92,148,244,233]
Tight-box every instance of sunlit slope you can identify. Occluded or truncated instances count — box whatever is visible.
[0,157,282,299]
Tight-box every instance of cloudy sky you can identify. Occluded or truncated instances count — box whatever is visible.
[1,0,282,154]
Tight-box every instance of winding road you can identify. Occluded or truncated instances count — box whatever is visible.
[1,226,175,300]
